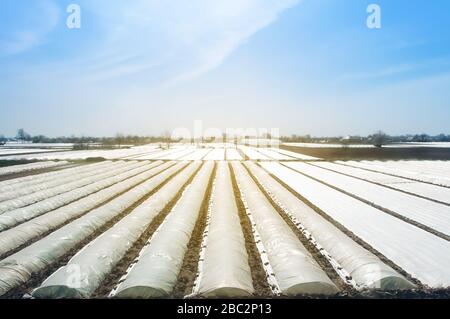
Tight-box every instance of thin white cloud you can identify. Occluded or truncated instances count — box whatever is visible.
[343,55,450,81]
[0,0,59,56]
[76,0,300,84]
[343,64,416,80]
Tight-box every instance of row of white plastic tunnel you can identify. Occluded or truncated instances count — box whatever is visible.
[0,161,69,177]
[0,159,424,298]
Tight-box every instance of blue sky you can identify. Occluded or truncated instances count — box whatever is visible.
[1,0,450,137]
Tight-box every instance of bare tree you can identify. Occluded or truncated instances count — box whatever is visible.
[372,130,388,148]
[16,128,30,143]
[163,130,172,149]
[115,133,125,148]
[0,135,6,145]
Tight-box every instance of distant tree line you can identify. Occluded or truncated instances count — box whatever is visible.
[0,129,178,149]
[281,132,450,147]
[1,128,449,149]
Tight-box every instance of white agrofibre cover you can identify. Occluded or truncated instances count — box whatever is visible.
[0,161,122,202]
[285,162,450,237]
[114,162,214,298]
[368,160,450,178]
[232,162,338,296]
[245,161,413,290]
[261,162,450,288]
[196,162,254,297]
[341,160,450,187]
[133,148,185,160]
[203,149,225,161]
[0,161,166,257]
[0,161,69,176]
[255,148,293,160]
[160,148,196,160]
[313,162,450,205]
[0,161,186,297]
[238,146,271,160]
[226,149,243,160]
[179,148,211,160]
[275,148,319,160]
[33,162,201,298]
[0,161,108,192]
[0,161,151,231]
[0,161,143,215]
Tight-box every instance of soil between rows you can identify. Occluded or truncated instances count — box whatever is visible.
[255,163,424,289]
[93,162,205,297]
[241,162,351,294]
[281,162,450,242]
[229,163,273,297]
[172,163,217,297]
[1,158,450,299]
[0,161,80,182]
[308,162,450,207]
[2,162,187,299]
[281,145,450,161]
[0,162,169,260]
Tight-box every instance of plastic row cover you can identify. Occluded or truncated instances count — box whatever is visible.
[114,162,214,298]
[179,148,211,160]
[260,162,450,288]
[285,162,450,237]
[226,149,242,161]
[0,161,150,231]
[314,162,450,205]
[237,145,270,160]
[0,161,69,177]
[33,162,199,298]
[0,161,165,257]
[0,161,184,297]
[232,162,338,296]
[340,160,450,187]
[196,162,254,297]
[0,161,115,201]
[274,148,319,160]
[245,161,413,290]
[0,161,108,191]
[290,162,450,230]
[133,148,183,160]
[0,161,142,215]
[255,148,293,160]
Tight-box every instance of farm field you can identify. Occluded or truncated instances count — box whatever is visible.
[282,144,450,161]
[0,144,449,299]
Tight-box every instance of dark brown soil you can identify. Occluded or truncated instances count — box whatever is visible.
[2,162,187,299]
[229,163,273,297]
[255,288,450,299]
[93,163,205,298]
[172,163,217,298]
[0,159,39,168]
[282,145,450,161]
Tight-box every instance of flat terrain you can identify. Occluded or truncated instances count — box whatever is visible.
[282,145,450,161]
[0,144,449,299]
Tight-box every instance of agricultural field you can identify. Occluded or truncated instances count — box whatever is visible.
[0,144,449,299]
